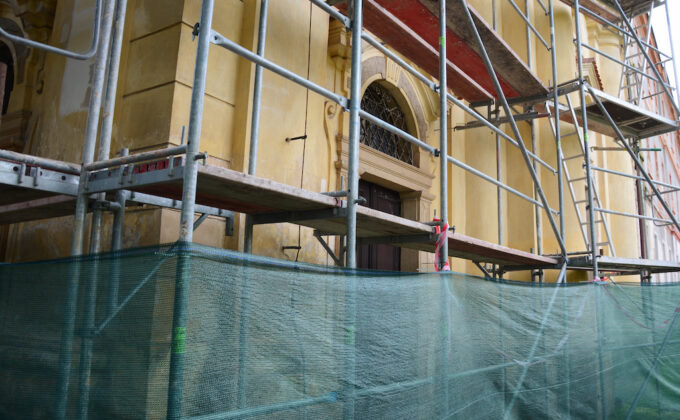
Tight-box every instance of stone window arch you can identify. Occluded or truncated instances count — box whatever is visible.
[0,43,14,115]
[360,81,414,165]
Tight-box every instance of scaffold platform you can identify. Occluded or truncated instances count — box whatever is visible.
[82,158,559,268]
[568,255,680,276]
[340,0,548,102]
[0,154,235,225]
[0,158,80,224]
[559,0,657,22]
[539,86,679,139]
[5,152,680,275]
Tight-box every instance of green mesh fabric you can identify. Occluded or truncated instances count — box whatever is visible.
[1,243,680,419]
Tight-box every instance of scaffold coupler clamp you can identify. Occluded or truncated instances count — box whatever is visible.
[192,23,200,41]
[433,218,452,272]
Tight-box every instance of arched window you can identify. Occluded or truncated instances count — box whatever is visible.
[0,44,14,116]
[360,82,414,165]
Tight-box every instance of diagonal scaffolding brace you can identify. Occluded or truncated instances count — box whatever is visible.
[457,0,568,258]
[611,0,680,116]
[585,84,680,235]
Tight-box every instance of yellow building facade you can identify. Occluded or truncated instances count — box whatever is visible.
[0,0,647,282]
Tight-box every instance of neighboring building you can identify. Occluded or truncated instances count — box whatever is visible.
[628,12,680,282]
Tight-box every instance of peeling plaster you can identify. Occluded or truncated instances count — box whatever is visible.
[58,0,96,116]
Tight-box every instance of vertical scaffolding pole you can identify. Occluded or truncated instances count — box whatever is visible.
[504,262,567,419]
[551,2,568,408]
[89,0,128,255]
[612,0,680,116]
[69,0,115,256]
[343,2,361,418]
[664,0,680,108]
[595,284,607,420]
[496,123,503,248]
[439,0,449,269]
[238,0,269,409]
[76,256,99,420]
[437,2,450,415]
[573,0,599,278]
[641,283,661,414]
[525,0,543,282]
[166,1,213,418]
[110,148,128,315]
[244,0,269,254]
[55,1,116,417]
[345,0,362,269]
[574,0,605,410]
[562,280,571,418]
[586,85,680,235]
[77,3,128,415]
[540,285,550,415]
[549,0,564,239]
[458,0,567,257]
[552,0,569,405]
[635,141,650,283]
[499,281,507,413]
[492,1,503,250]
[626,286,680,419]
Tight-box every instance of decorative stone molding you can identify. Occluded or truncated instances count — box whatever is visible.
[328,19,350,67]
[385,56,400,86]
[327,23,439,271]
[334,51,434,190]
[336,136,434,196]
[0,17,28,84]
[582,57,603,91]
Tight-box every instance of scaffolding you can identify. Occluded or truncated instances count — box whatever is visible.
[2,0,680,418]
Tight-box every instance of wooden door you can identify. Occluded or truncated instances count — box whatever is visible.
[357,180,401,271]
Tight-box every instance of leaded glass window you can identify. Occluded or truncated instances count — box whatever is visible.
[360,83,415,165]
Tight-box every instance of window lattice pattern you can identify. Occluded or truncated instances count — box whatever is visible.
[360,83,414,165]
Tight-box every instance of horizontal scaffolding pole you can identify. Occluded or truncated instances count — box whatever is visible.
[359,110,438,155]
[362,26,556,176]
[361,32,436,90]
[612,0,680,116]
[84,145,188,171]
[0,0,102,60]
[577,5,670,60]
[210,30,348,109]
[186,393,337,420]
[536,0,548,14]
[582,43,673,89]
[128,191,235,218]
[309,0,350,27]
[506,0,550,50]
[591,165,680,191]
[647,189,680,197]
[211,26,438,161]
[0,150,81,175]
[446,155,559,214]
[594,207,671,224]
[446,93,557,174]
[185,344,576,420]
[455,111,548,130]
[507,79,581,108]
[605,339,680,353]
[586,84,680,234]
[210,16,560,179]
[93,242,186,336]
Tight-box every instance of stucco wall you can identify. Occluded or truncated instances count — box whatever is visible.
[0,0,648,278]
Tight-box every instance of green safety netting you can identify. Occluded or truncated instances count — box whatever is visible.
[1,243,680,419]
